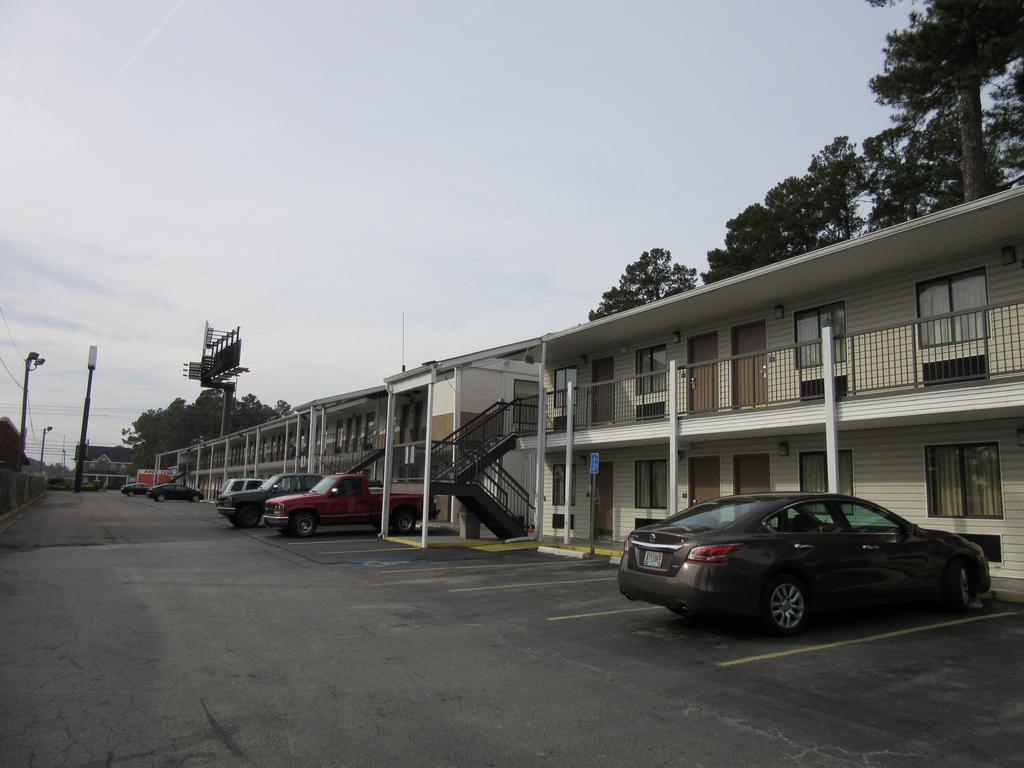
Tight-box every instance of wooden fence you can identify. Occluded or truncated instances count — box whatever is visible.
[0,470,46,517]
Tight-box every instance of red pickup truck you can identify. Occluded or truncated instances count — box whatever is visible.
[262,473,435,537]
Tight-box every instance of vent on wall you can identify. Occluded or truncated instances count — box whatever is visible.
[800,375,849,400]
[922,355,987,385]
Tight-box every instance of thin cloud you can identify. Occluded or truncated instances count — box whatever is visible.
[109,0,188,83]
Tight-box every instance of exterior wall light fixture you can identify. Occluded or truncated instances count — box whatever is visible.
[775,305,785,319]
[778,441,790,456]
[1002,245,1017,265]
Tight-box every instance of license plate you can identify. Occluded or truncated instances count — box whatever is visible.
[642,550,663,568]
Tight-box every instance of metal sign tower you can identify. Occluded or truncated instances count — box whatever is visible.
[183,322,249,437]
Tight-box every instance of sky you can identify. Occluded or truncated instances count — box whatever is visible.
[0,0,910,461]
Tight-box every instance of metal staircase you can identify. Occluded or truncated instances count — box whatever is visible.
[428,400,533,539]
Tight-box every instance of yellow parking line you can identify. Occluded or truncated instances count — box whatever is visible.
[718,612,1016,668]
[546,606,663,621]
[379,560,609,575]
[450,577,617,593]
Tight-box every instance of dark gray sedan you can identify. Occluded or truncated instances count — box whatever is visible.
[617,493,990,635]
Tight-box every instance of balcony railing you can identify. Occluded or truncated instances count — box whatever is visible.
[520,301,1023,435]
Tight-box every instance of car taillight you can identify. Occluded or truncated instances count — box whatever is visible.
[623,537,631,555]
[686,544,742,565]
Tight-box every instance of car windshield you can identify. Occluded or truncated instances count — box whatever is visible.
[310,476,337,495]
[661,499,765,531]
[259,475,283,490]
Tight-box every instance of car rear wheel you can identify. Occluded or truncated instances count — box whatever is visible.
[391,509,417,535]
[155,494,165,502]
[290,511,317,538]
[237,505,262,528]
[190,494,201,503]
[760,574,809,636]
[940,559,971,613]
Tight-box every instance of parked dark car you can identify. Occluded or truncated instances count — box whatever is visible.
[148,483,204,503]
[618,493,990,636]
[216,473,321,528]
[120,483,149,496]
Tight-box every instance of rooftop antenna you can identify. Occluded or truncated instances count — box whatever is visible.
[401,312,406,372]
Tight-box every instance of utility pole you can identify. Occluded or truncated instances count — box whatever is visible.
[73,346,98,493]
[19,351,45,464]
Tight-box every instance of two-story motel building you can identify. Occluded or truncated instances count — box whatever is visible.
[522,186,1024,586]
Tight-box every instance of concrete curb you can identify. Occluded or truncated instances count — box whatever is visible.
[987,590,1024,605]
[537,546,588,559]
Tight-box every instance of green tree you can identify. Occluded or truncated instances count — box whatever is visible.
[589,248,696,321]
[703,137,868,283]
[988,61,1024,180]
[868,0,1024,201]
[122,391,289,471]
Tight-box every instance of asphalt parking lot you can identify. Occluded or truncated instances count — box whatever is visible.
[3,492,1023,767]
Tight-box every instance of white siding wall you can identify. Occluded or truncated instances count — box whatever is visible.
[544,418,1024,581]
[544,240,1024,379]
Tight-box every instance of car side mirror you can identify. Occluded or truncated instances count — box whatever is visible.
[271,484,279,491]
[329,487,339,496]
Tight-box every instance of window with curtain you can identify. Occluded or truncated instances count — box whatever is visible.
[552,463,577,506]
[635,345,668,394]
[635,459,667,508]
[554,367,577,408]
[794,302,846,368]
[799,451,854,495]
[916,268,987,347]
[364,412,376,450]
[926,443,1003,518]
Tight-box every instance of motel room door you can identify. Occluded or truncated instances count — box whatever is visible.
[594,462,614,538]
[688,456,720,505]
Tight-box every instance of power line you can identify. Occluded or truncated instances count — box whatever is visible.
[0,353,23,390]
[0,302,23,357]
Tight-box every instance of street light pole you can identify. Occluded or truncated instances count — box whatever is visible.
[18,351,45,464]
[73,346,98,493]
[40,426,53,468]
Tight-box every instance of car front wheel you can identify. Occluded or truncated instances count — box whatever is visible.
[760,574,809,636]
[940,559,971,612]
[154,494,165,502]
[289,511,317,538]
[237,505,262,528]
[391,509,417,535]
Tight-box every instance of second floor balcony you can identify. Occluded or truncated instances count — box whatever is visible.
[519,300,1024,435]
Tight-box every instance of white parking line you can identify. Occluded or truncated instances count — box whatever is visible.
[378,560,610,575]
[450,577,617,593]
[280,538,385,546]
[718,611,1016,667]
[312,547,415,555]
[546,606,663,621]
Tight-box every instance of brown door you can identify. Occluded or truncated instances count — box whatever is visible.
[591,357,615,424]
[734,454,771,494]
[731,321,767,408]
[594,461,614,537]
[687,333,718,413]
[688,456,720,505]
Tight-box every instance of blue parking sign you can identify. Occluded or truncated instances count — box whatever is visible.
[589,452,600,475]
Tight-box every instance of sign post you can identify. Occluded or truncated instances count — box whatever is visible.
[588,452,599,556]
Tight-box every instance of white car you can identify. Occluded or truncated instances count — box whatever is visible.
[218,478,264,495]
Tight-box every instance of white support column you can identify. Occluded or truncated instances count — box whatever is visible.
[822,323,840,493]
[319,406,327,470]
[294,413,301,472]
[451,366,462,525]
[534,343,547,540]
[307,406,315,472]
[223,436,229,485]
[563,380,574,546]
[381,386,396,535]
[668,359,678,517]
[208,442,214,496]
[243,433,249,477]
[421,368,436,549]
[195,445,202,489]
[154,454,160,487]
[254,427,261,477]
[283,421,289,474]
